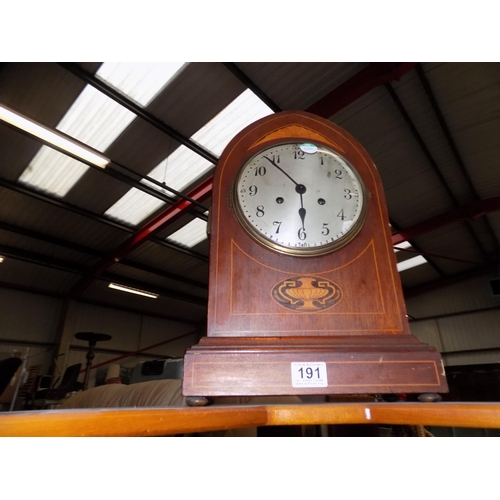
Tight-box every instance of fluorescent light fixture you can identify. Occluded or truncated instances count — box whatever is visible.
[394,240,412,252]
[108,282,158,299]
[166,216,208,248]
[105,89,273,226]
[0,256,4,263]
[18,62,185,197]
[397,255,427,272]
[0,105,109,168]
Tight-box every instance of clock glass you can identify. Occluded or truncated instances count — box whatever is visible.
[233,142,368,256]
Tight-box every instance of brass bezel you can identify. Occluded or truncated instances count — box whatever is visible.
[232,142,370,257]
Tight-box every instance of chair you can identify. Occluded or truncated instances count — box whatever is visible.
[25,363,82,409]
[0,358,23,405]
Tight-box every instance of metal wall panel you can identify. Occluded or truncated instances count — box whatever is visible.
[406,272,500,365]
[0,288,61,342]
[438,311,500,353]
[409,320,443,351]
[65,301,142,353]
[406,272,499,318]
[443,349,500,366]
[139,315,199,358]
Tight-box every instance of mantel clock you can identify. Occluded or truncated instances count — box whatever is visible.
[182,111,448,401]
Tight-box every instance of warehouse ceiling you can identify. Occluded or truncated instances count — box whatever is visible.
[0,62,499,327]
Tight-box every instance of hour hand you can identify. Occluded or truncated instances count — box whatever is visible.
[299,206,306,230]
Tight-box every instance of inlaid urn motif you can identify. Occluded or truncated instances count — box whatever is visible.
[271,276,342,312]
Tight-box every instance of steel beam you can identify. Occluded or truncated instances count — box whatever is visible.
[58,62,218,165]
[386,82,489,262]
[404,263,498,298]
[66,62,418,298]
[415,63,500,254]
[0,111,208,221]
[0,220,207,290]
[392,195,500,245]
[0,177,208,262]
[306,63,417,117]
[0,280,197,324]
[69,176,213,298]
[222,63,282,112]
[0,244,206,306]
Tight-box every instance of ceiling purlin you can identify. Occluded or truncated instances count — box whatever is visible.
[71,63,420,296]
[393,195,500,245]
[68,176,213,299]
[0,177,208,262]
[0,280,197,325]
[57,62,218,165]
[222,63,282,112]
[0,243,206,305]
[0,220,208,290]
[385,82,490,266]
[414,63,500,255]
[389,218,446,278]
[0,115,209,222]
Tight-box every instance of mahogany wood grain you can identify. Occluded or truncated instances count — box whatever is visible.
[183,110,448,398]
[1,403,499,436]
[207,111,409,337]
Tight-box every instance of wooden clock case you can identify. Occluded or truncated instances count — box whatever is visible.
[182,111,448,399]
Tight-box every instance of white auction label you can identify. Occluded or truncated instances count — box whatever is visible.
[291,362,328,388]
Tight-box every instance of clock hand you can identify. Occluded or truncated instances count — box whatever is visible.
[297,186,307,230]
[261,156,308,229]
[262,156,299,186]
[299,204,306,230]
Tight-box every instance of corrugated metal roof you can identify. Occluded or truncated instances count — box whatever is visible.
[1,61,499,328]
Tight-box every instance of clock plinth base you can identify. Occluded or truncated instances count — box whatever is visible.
[182,335,448,398]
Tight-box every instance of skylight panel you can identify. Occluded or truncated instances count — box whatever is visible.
[105,146,213,225]
[166,216,208,248]
[397,255,427,272]
[97,62,185,106]
[191,89,273,156]
[104,188,166,226]
[394,240,412,252]
[105,89,273,226]
[18,62,184,197]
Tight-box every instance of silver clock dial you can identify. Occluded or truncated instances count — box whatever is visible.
[234,142,367,256]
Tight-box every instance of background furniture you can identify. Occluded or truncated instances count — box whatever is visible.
[25,363,82,409]
[74,332,112,390]
[0,357,23,409]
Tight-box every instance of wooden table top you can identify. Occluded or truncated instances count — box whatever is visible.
[1,402,500,436]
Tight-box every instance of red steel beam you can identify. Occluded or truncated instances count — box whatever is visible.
[392,195,500,245]
[71,63,417,298]
[69,176,213,298]
[306,62,417,117]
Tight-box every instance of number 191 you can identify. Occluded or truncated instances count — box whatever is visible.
[298,367,320,379]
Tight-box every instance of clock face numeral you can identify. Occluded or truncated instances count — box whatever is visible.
[235,143,366,255]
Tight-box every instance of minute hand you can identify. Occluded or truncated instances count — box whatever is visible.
[262,156,299,186]
[262,155,307,230]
